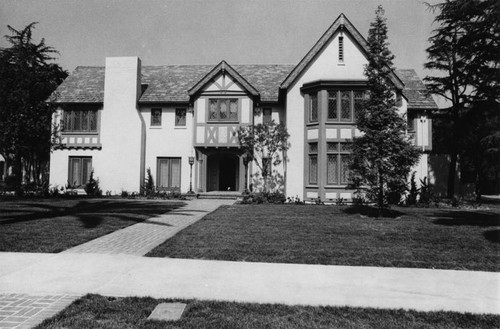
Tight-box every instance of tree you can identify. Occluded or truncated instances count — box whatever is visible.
[424,0,500,198]
[237,122,290,193]
[0,23,67,194]
[349,6,421,216]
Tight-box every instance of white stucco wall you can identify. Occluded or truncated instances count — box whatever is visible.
[141,107,194,193]
[49,149,104,189]
[285,31,368,198]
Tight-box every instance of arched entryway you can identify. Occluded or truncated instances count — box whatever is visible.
[207,153,239,191]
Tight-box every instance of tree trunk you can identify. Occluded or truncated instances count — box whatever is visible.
[13,153,23,196]
[378,171,384,217]
[447,151,457,199]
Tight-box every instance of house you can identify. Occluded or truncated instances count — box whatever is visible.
[49,13,437,201]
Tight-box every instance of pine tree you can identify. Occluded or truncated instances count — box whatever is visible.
[349,6,421,216]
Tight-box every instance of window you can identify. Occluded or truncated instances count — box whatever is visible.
[308,142,318,185]
[354,91,364,120]
[175,108,186,126]
[407,113,416,132]
[263,108,272,125]
[68,156,92,187]
[338,36,344,62]
[326,142,339,185]
[151,108,162,126]
[63,110,98,132]
[309,93,318,123]
[208,99,238,121]
[327,91,337,120]
[341,91,351,121]
[157,157,181,191]
[326,142,351,185]
[325,90,365,122]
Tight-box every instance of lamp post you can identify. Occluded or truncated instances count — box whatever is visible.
[242,153,251,195]
[188,156,195,194]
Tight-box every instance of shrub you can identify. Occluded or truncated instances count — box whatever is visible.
[143,168,155,196]
[418,177,432,206]
[286,196,304,205]
[336,197,346,206]
[314,196,324,205]
[85,170,102,197]
[240,191,286,204]
[406,172,419,206]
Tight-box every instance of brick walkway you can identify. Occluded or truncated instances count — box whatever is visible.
[0,198,234,328]
[62,198,235,256]
[0,293,79,329]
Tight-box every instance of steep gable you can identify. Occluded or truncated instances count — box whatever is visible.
[188,61,259,98]
[281,13,403,90]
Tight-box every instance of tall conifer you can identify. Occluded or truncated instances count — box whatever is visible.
[349,6,420,216]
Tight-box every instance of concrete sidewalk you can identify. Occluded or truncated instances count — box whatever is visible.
[0,198,236,328]
[1,252,499,316]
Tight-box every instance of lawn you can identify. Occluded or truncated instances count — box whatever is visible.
[147,204,500,272]
[35,294,500,329]
[0,198,184,253]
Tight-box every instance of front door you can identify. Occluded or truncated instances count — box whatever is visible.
[207,156,219,191]
[206,153,239,191]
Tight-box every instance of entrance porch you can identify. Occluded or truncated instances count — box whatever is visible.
[195,148,248,193]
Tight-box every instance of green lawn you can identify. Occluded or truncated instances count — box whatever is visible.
[147,204,500,272]
[0,198,184,253]
[35,294,500,329]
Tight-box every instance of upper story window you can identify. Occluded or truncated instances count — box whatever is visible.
[175,108,187,126]
[326,90,366,123]
[209,99,238,121]
[63,109,98,133]
[309,93,318,123]
[151,108,162,126]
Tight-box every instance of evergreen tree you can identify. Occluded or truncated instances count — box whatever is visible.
[349,6,421,216]
[0,23,67,194]
[424,0,500,198]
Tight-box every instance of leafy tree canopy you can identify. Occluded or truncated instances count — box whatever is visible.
[425,0,500,198]
[0,22,67,193]
[237,122,289,192]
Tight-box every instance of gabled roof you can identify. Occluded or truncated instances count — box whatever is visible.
[395,69,438,110]
[280,13,404,90]
[188,61,259,97]
[53,64,294,104]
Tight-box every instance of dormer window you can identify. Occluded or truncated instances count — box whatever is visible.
[338,36,344,62]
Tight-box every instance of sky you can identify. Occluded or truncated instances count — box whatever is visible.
[0,0,439,81]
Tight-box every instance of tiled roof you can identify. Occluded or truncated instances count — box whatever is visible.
[395,69,438,110]
[52,67,105,103]
[53,64,295,104]
[51,63,434,110]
